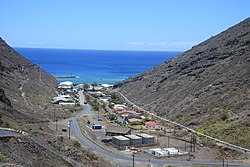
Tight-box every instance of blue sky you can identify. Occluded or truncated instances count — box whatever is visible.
[0,0,249,51]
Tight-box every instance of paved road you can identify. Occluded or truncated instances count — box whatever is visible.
[0,129,21,137]
[61,90,250,167]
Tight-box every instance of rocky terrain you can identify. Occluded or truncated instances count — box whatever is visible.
[115,18,250,148]
[0,38,112,166]
[0,37,58,127]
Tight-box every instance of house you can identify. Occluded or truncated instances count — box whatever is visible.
[150,148,169,157]
[100,96,111,103]
[128,118,143,125]
[58,81,73,89]
[145,121,161,131]
[105,126,131,136]
[113,104,127,110]
[95,91,104,96]
[115,110,137,117]
[124,115,142,125]
[101,84,114,88]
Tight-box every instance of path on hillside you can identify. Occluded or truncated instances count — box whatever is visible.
[114,90,250,154]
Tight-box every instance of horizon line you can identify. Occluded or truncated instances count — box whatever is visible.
[13,46,185,52]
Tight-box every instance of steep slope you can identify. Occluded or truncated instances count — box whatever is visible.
[0,37,58,126]
[115,18,250,147]
[0,38,113,167]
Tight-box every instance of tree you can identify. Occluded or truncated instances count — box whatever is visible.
[83,83,89,91]
[91,82,98,91]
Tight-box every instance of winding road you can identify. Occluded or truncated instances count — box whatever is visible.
[0,129,21,137]
[57,90,250,167]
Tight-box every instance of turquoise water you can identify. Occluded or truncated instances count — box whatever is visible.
[15,48,181,84]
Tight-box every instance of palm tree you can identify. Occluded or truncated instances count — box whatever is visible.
[83,83,89,91]
[91,82,97,91]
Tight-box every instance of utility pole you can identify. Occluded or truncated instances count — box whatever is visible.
[54,110,56,121]
[68,120,71,139]
[98,105,100,120]
[55,119,58,133]
[184,137,187,151]
[132,152,135,167]
[190,133,193,152]
[193,135,196,152]
[168,135,170,148]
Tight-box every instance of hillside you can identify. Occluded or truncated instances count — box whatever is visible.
[115,18,250,148]
[0,38,112,167]
[0,37,58,127]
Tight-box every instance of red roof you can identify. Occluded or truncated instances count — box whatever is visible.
[115,109,137,115]
[145,121,160,127]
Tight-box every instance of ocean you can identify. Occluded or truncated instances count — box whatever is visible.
[15,48,181,84]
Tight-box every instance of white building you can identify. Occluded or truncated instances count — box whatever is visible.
[148,148,188,157]
[58,81,73,89]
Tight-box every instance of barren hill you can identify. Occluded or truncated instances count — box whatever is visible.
[115,18,250,147]
[0,39,112,167]
[0,37,58,126]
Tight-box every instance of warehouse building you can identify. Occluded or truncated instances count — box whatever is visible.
[106,126,131,136]
[112,136,130,147]
[137,133,155,145]
[125,135,142,146]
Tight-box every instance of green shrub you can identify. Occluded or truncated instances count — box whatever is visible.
[57,136,64,142]
[220,113,229,121]
[87,152,98,161]
[73,140,81,148]
[0,153,8,162]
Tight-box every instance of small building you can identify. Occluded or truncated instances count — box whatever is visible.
[115,110,137,117]
[163,148,179,155]
[150,149,169,157]
[106,126,131,136]
[128,118,143,125]
[113,104,127,110]
[92,124,102,130]
[137,133,155,145]
[165,128,174,133]
[125,135,142,146]
[58,81,73,89]
[145,121,161,131]
[112,136,130,147]
[148,147,187,157]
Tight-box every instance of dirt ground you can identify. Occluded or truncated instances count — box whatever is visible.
[77,113,249,164]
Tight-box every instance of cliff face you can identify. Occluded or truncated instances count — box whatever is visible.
[115,18,250,147]
[0,37,58,125]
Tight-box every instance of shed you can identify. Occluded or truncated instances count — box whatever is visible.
[125,134,142,146]
[137,133,155,145]
[106,126,131,136]
[92,124,102,130]
[112,136,130,147]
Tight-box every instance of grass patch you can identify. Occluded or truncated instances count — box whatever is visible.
[130,125,147,130]
[0,153,9,162]
[73,140,81,148]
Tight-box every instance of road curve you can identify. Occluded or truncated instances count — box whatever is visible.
[68,90,249,167]
[0,129,21,137]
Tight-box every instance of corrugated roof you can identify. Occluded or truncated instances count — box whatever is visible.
[106,126,130,134]
[112,136,130,140]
